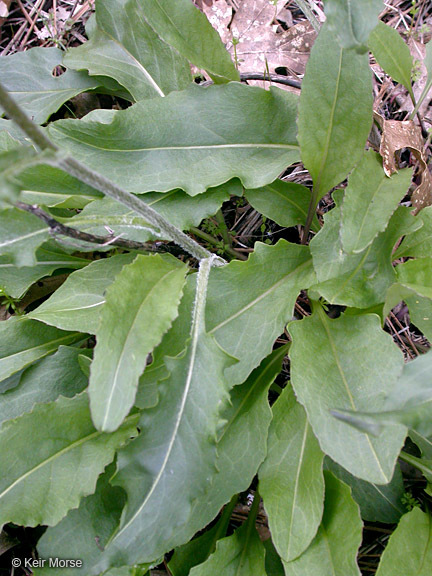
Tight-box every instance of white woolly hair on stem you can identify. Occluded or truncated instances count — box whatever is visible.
[190,255,218,337]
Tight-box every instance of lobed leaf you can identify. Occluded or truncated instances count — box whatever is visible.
[206,240,315,383]
[158,342,285,559]
[288,308,406,484]
[48,83,300,196]
[0,393,138,528]
[283,473,362,576]
[168,497,237,576]
[245,180,320,232]
[311,193,419,308]
[325,458,405,523]
[259,386,324,562]
[89,254,187,432]
[29,253,136,333]
[189,504,266,576]
[0,241,88,299]
[89,258,235,569]
[0,346,90,427]
[36,464,129,576]
[333,349,432,438]
[0,207,49,267]
[0,47,100,124]
[298,23,373,204]
[0,317,83,383]
[384,258,432,319]
[61,181,239,246]
[137,0,239,83]
[375,507,432,575]
[64,0,191,101]
[341,149,412,253]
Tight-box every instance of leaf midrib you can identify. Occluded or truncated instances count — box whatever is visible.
[0,412,136,501]
[51,128,298,153]
[317,307,388,482]
[101,267,179,429]
[209,258,312,334]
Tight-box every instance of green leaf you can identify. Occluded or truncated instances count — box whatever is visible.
[245,180,320,233]
[311,194,419,308]
[0,346,90,427]
[206,240,315,383]
[0,119,29,144]
[35,464,129,576]
[134,275,197,410]
[298,23,372,204]
[410,430,432,459]
[0,241,89,299]
[0,47,99,124]
[288,308,406,483]
[0,147,38,204]
[259,386,324,562]
[48,83,300,196]
[375,507,432,575]
[16,164,103,209]
[264,539,285,576]
[385,258,432,319]
[325,0,382,52]
[189,504,266,576]
[394,206,432,258]
[282,473,362,576]
[333,349,432,438]
[0,317,83,383]
[61,183,237,245]
[341,150,412,253]
[91,259,234,570]
[89,254,187,432]
[0,392,138,528]
[166,345,285,561]
[369,21,414,92]
[325,458,405,523]
[406,296,432,341]
[29,253,136,333]
[137,0,239,83]
[0,207,49,266]
[168,496,237,576]
[64,0,191,101]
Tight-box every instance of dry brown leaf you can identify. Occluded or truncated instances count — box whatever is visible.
[412,169,432,212]
[375,112,432,211]
[378,117,425,176]
[196,0,233,44]
[0,0,13,32]
[229,0,316,78]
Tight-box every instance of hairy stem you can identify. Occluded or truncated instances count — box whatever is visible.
[0,81,225,266]
[16,201,161,253]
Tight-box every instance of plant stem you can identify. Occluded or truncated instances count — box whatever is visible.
[16,201,160,253]
[215,209,233,248]
[55,155,224,264]
[0,80,225,266]
[302,188,317,244]
[190,226,247,260]
[295,0,321,33]
[408,88,428,136]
